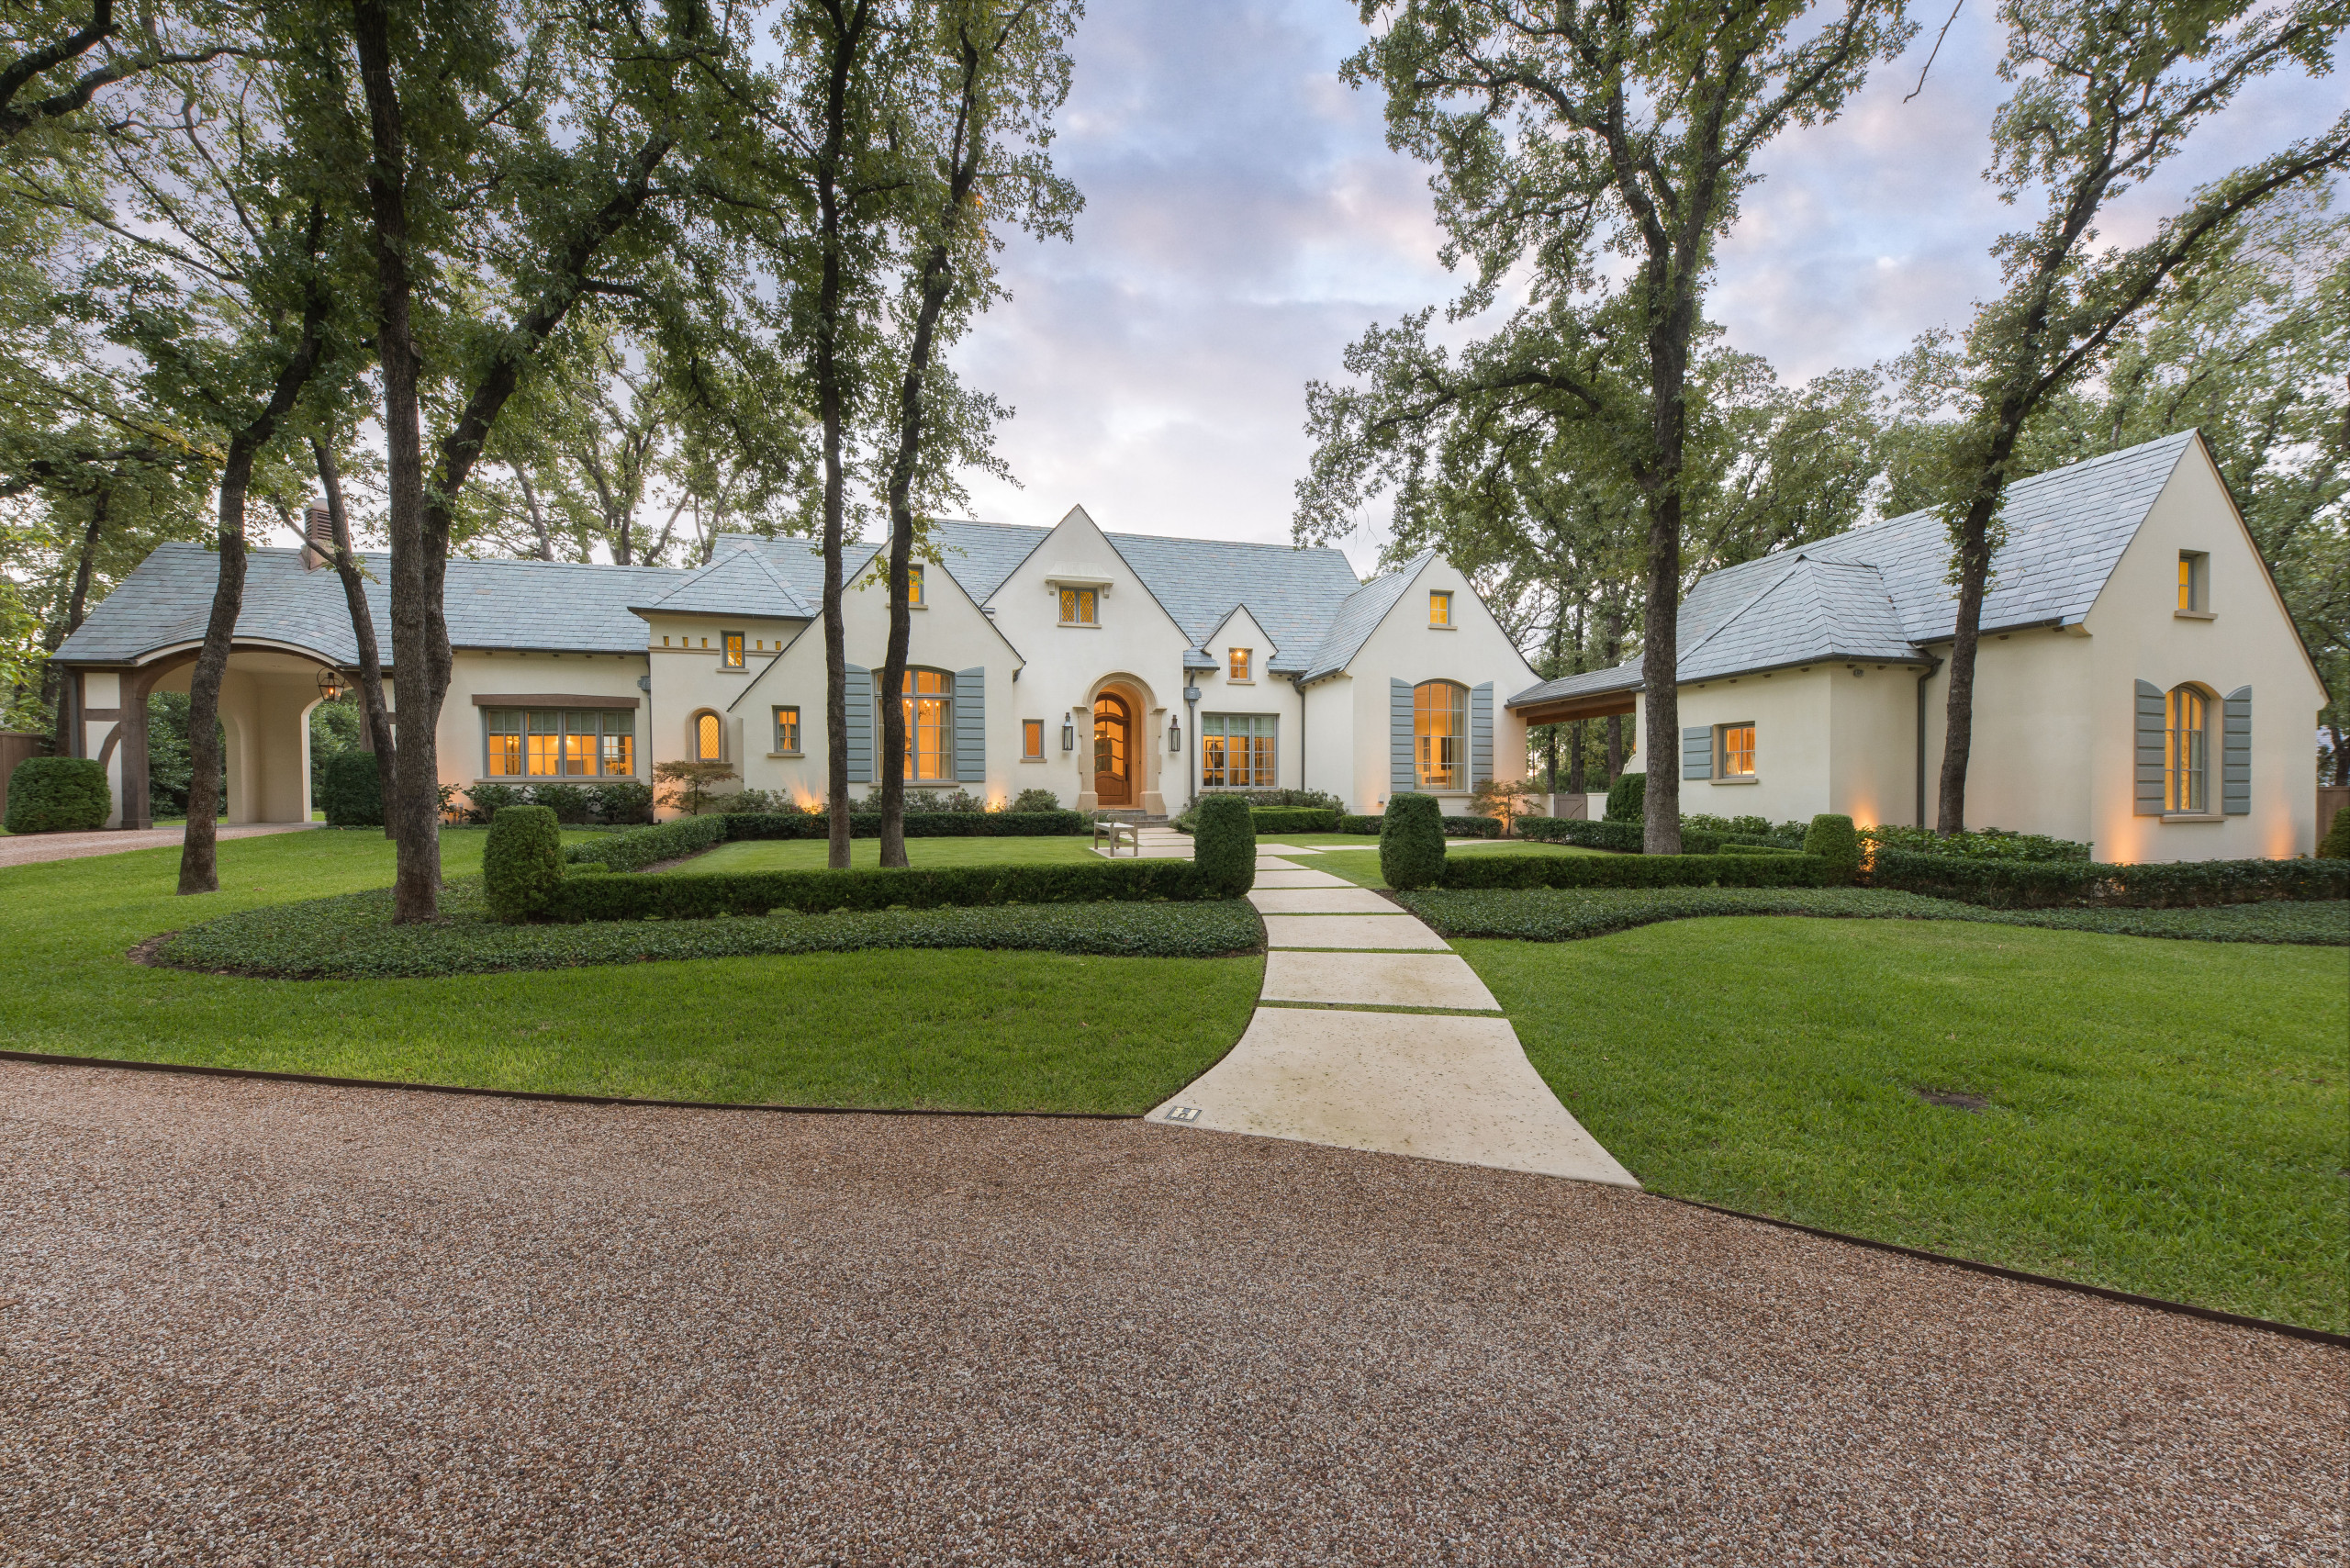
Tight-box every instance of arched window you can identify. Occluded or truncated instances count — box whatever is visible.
[2165,685,2209,812]
[898,668,955,781]
[692,711,723,763]
[1414,679,1467,790]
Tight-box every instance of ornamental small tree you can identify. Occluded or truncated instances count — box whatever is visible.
[484,805,565,923]
[1380,792,1446,890]
[1469,776,1541,836]
[1804,812,1862,883]
[654,758,738,816]
[1604,772,1645,823]
[4,756,110,834]
[1192,793,1257,896]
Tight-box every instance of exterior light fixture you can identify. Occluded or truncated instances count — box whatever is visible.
[1060,717,1076,752]
[316,667,348,702]
[1168,717,1181,753]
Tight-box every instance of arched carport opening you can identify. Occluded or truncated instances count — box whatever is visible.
[93,643,356,829]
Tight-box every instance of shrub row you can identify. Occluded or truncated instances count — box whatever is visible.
[1438,851,1834,891]
[566,812,730,871]
[1248,806,1339,833]
[1860,823,2093,862]
[1336,812,1503,838]
[465,779,655,825]
[717,810,1088,839]
[1517,815,1790,855]
[543,859,1235,922]
[1867,848,2349,908]
[4,756,109,833]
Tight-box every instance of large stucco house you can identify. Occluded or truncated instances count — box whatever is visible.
[51,503,1540,826]
[1507,431,2329,860]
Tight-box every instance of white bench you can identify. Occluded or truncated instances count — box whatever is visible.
[1092,819,1140,857]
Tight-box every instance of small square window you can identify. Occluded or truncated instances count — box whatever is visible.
[2177,551,2209,612]
[773,705,800,754]
[721,631,745,669]
[1719,722,1756,777]
[1058,588,1098,625]
[1023,719,1045,759]
[1229,647,1251,681]
[1429,590,1452,627]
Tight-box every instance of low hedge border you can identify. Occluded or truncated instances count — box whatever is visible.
[1248,806,1339,834]
[155,878,1266,980]
[1337,812,1504,838]
[1438,851,1832,891]
[546,858,1224,922]
[719,810,1087,839]
[1517,816,1789,855]
[1398,885,2350,947]
[566,813,729,872]
[1869,848,2350,908]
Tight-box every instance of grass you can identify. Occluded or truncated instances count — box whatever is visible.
[1459,919,2349,1331]
[675,834,1102,873]
[0,830,1260,1113]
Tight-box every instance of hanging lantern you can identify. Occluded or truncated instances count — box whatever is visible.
[317,667,348,702]
[1168,717,1181,753]
[1060,716,1076,753]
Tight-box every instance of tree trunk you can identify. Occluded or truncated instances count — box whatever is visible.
[811,6,868,871]
[1601,607,1624,784]
[1568,719,1585,794]
[315,437,397,835]
[517,468,554,560]
[49,487,107,755]
[352,0,441,920]
[2331,723,2348,787]
[1935,433,2020,834]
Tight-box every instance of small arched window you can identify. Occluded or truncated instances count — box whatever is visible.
[2165,685,2208,812]
[692,711,723,763]
[1414,679,1467,790]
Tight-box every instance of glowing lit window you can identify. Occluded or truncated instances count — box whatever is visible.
[1429,591,1452,627]
[487,708,632,777]
[908,564,924,607]
[894,669,955,781]
[694,711,723,762]
[1413,680,1466,790]
[1201,713,1276,788]
[1229,648,1251,681]
[1058,588,1097,625]
[1023,719,1045,759]
[2165,686,2208,812]
[2177,552,2209,611]
[1720,723,1755,777]
[773,705,800,754]
[722,631,745,669]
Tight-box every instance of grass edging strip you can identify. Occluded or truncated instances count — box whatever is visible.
[1651,1191,2348,1350]
[0,1047,1139,1120]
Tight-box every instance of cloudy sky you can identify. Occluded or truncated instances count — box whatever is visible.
[949,0,2336,577]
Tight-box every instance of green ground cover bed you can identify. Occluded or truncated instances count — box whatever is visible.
[161,877,1263,978]
[0,831,1262,1113]
[679,835,1102,873]
[1459,919,2349,1331]
[1402,886,2350,946]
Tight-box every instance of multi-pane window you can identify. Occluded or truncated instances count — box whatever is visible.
[485,709,635,777]
[1201,713,1277,788]
[1058,588,1098,625]
[893,668,955,781]
[773,705,800,754]
[1023,718,1045,759]
[722,631,745,669]
[2177,552,2209,611]
[908,564,924,607]
[1413,679,1466,790]
[2165,685,2208,812]
[1719,722,1756,777]
[1229,647,1251,681]
[1429,590,1452,627]
[693,711,723,762]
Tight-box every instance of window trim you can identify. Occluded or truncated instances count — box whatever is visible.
[484,706,636,779]
[1022,718,1046,761]
[1716,721,1757,782]
[1411,678,1468,791]
[720,631,746,670]
[690,709,725,764]
[1200,711,1278,789]
[1058,587,1100,626]
[887,667,957,782]
[2164,683,2210,814]
[1228,647,1252,683]
[1428,590,1454,628]
[770,704,801,756]
[907,563,925,609]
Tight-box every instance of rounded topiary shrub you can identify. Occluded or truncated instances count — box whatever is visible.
[319,751,384,827]
[4,756,110,834]
[1605,771,1645,823]
[1380,792,1447,890]
[1804,812,1861,882]
[2320,808,2350,860]
[484,804,565,923]
[1192,794,1257,897]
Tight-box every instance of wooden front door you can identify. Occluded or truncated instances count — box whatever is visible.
[1092,694,1131,805]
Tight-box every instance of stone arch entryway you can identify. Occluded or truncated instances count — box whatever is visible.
[1078,674,1167,816]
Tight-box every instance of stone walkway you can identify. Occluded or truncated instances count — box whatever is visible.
[1128,827,1638,1186]
[0,821,319,870]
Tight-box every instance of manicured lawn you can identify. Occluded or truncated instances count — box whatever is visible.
[676,834,1102,873]
[1459,918,2349,1331]
[0,830,1260,1113]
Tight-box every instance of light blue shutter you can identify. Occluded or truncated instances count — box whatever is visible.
[845,664,873,784]
[956,666,986,783]
[1682,726,1712,781]
[2221,686,2251,814]
[1390,678,1414,794]
[2134,679,2165,815]
[1471,682,1494,785]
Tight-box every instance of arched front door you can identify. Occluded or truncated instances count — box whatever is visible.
[1092,693,1131,806]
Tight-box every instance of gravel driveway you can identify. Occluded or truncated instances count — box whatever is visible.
[3,1060,2338,1566]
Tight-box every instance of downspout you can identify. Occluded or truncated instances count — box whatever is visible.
[1183,682,1201,810]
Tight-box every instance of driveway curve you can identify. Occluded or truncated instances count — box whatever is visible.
[1,1060,2336,1566]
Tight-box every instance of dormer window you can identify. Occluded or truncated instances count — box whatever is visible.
[2177,552,2210,614]
[1229,647,1251,681]
[1429,590,1453,627]
[721,631,745,669]
[1059,588,1098,625]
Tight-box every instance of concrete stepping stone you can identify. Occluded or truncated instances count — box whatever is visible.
[1258,914,1451,950]
[1262,950,1499,1010]
[1246,887,1396,915]
[1149,1008,1639,1186]
[1250,868,1351,889]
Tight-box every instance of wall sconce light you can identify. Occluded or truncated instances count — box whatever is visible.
[1060,717,1076,752]
[1168,717,1181,753]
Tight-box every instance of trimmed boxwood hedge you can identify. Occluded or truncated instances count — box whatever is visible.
[1517,815,1790,856]
[1804,813,1861,883]
[543,858,1224,923]
[4,755,110,834]
[1248,806,1339,834]
[719,810,1087,839]
[1605,772,1644,822]
[1379,794,1447,890]
[1868,848,2349,908]
[485,806,565,921]
[318,752,385,827]
[1194,795,1257,895]
[1338,812,1504,838]
[566,813,729,871]
[1438,851,1833,891]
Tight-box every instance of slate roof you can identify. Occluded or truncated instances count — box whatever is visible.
[1298,553,1432,685]
[52,543,689,666]
[1507,431,2200,708]
[635,546,813,619]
